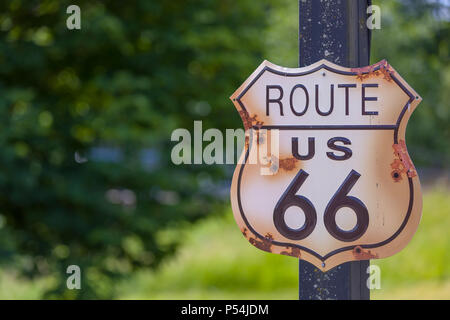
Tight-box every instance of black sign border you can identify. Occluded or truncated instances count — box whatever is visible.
[234,61,416,264]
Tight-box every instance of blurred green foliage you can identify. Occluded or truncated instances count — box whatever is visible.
[0,0,273,298]
[0,0,447,299]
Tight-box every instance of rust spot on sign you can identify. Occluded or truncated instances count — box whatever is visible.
[379,62,394,82]
[239,110,263,130]
[265,232,274,240]
[267,156,299,174]
[249,233,273,253]
[239,109,252,130]
[241,227,248,238]
[242,227,274,253]
[353,246,378,259]
[391,140,417,179]
[244,135,250,151]
[391,169,402,182]
[279,157,298,171]
[281,246,302,258]
[351,60,394,82]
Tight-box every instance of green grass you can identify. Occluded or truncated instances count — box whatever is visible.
[117,187,450,300]
[118,212,299,299]
[0,271,55,300]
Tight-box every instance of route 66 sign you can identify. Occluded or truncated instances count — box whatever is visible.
[230,59,422,271]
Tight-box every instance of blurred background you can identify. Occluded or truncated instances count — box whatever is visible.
[0,0,448,299]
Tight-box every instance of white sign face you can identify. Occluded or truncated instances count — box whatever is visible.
[230,59,422,271]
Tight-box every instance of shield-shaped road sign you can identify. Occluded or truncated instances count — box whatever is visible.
[230,59,422,271]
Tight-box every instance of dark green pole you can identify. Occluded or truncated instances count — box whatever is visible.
[298,0,372,300]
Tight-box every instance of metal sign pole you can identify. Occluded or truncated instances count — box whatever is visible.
[298,0,372,300]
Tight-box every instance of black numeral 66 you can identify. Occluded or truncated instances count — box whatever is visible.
[273,169,369,242]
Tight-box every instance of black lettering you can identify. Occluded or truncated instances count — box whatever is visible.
[362,83,379,116]
[338,84,357,115]
[315,84,334,116]
[323,170,369,242]
[292,137,315,160]
[290,84,309,116]
[266,85,284,116]
[326,137,352,161]
[273,170,317,240]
